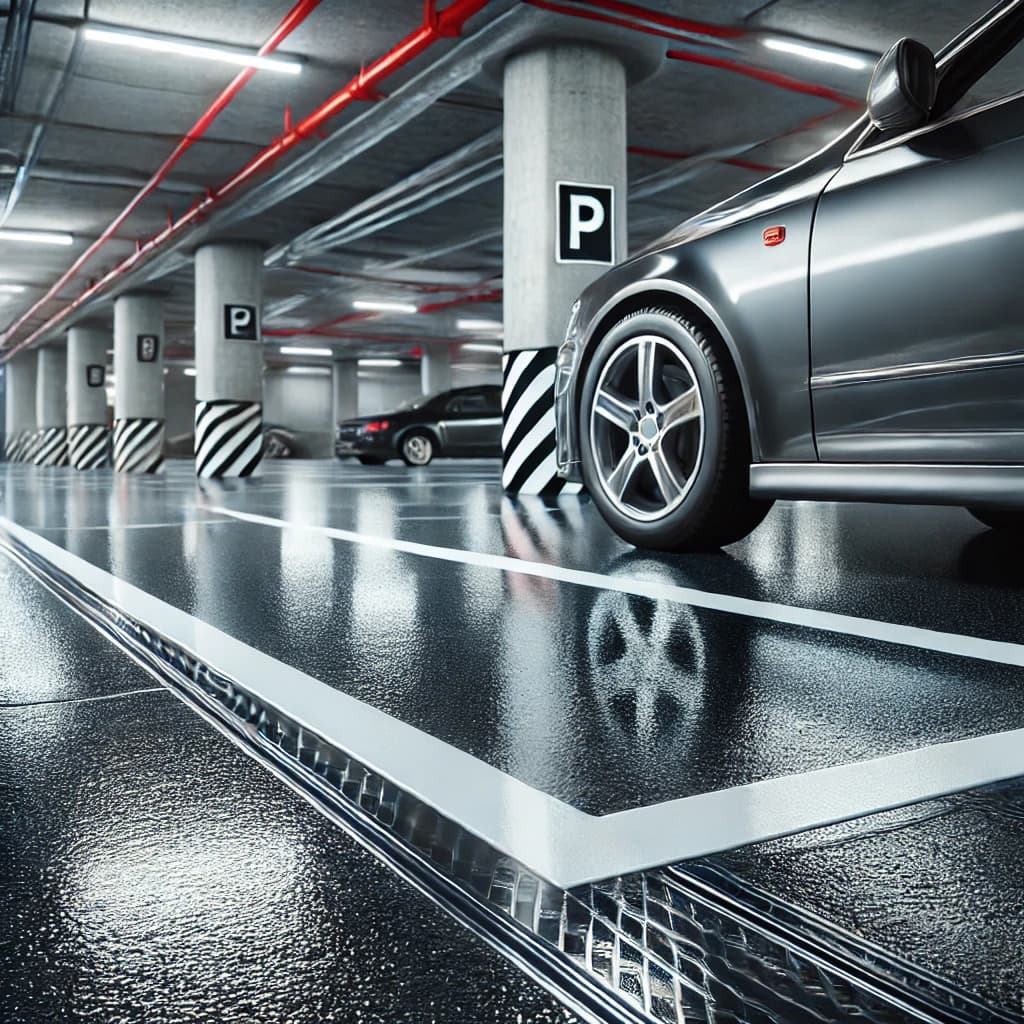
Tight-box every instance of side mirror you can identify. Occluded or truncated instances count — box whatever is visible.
[867,38,937,133]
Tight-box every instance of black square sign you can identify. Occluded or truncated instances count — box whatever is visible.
[137,334,159,363]
[556,181,614,265]
[224,303,258,341]
[85,364,105,388]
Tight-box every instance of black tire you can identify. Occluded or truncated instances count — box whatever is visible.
[358,455,384,466]
[968,507,1024,531]
[400,430,436,467]
[579,307,772,551]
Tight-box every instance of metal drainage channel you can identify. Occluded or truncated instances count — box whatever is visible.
[0,528,1008,1024]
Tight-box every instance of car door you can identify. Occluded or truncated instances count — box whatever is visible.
[437,391,486,453]
[809,41,1024,464]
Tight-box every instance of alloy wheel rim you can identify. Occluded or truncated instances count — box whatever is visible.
[588,334,705,522]
[405,435,432,465]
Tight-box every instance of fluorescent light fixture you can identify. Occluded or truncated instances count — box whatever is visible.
[358,358,402,368]
[457,318,502,331]
[280,345,332,357]
[0,228,73,246]
[352,300,417,314]
[0,284,26,293]
[183,367,197,376]
[461,343,502,353]
[285,366,330,375]
[83,25,302,75]
[763,37,868,71]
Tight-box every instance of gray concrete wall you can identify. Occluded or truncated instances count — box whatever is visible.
[263,369,333,457]
[165,368,196,447]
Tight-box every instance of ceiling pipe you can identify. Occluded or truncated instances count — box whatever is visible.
[0,0,37,113]
[3,2,534,347]
[1,20,82,228]
[521,0,742,45]
[666,49,861,108]
[272,128,503,263]
[0,0,323,353]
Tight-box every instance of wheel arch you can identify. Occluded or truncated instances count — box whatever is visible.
[394,423,442,456]
[577,281,761,462]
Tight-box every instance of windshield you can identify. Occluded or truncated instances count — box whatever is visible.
[397,392,442,411]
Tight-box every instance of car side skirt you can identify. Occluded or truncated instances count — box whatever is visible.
[749,463,1024,509]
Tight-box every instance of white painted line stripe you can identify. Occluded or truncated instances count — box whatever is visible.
[204,505,1024,670]
[3,513,1024,887]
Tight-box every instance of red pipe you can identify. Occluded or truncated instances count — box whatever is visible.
[522,0,741,44]
[2,0,489,358]
[628,145,780,174]
[1,0,322,353]
[666,49,861,109]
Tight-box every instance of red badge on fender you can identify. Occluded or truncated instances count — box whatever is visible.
[763,225,786,247]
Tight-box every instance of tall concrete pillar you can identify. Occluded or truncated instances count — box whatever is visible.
[421,346,452,395]
[113,293,165,474]
[194,241,264,478]
[67,326,111,470]
[332,359,358,425]
[501,43,626,495]
[3,352,37,463]
[35,346,69,466]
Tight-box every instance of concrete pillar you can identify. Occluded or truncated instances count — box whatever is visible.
[35,346,69,466]
[332,359,358,425]
[67,326,111,470]
[421,346,452,395]
[501,43,626,495]
[113,293,165,474]
[3,352,37,463]
[194,241,264,478]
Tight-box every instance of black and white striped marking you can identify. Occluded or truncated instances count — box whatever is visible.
[68,424,110,470]
[33,426,69,467]
[4,430,33,463]
[502,348,582,495]
[113,417,164,474]
[194,399,263,479]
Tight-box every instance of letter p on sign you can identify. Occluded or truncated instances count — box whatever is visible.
[556,181,614,265]
[224,303,258,341]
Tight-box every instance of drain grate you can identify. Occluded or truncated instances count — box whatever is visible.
[2,528,1015,1024]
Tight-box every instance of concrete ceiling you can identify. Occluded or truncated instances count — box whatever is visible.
[0,0,1004,371]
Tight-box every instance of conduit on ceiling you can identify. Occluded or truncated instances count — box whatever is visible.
[1,0,490,361]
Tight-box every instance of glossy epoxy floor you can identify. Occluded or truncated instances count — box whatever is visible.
[2,458,1023,1022]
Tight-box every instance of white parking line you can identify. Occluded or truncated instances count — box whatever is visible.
[3,514,1023,888]
[205,505,1024,670]
[3,512,1024,888]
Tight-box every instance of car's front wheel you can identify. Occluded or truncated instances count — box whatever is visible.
[968,507,1024,531]
[578,307,772,551]
[401,431,435,466]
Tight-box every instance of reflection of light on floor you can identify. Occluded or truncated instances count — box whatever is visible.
[744,500,840,589]
[281,477,334,619]
[353,491,416,632]
[69,821,301,972]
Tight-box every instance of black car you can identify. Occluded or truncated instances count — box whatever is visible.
[336,385,502,466]
[555,0,1024,551]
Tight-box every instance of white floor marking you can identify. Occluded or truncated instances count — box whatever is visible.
[205,505,1024,670]
[3,514,1024,887]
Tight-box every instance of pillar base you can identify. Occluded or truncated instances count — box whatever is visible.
[34,427,70,467]
[194,400,263,478]
[68,424,111,470]
[4,430,34,463]
[502,348,582,496]
[113,418,165,474]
